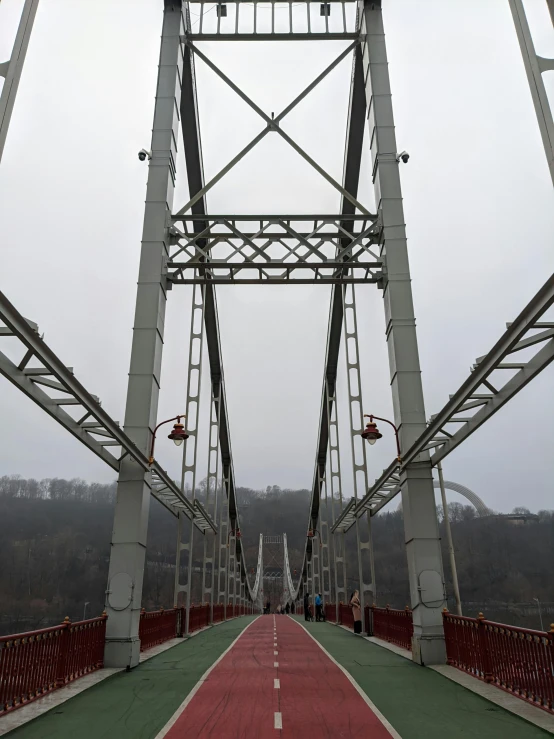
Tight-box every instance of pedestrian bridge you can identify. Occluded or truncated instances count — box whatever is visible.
[1,0,553,736]
[3,614,552,739]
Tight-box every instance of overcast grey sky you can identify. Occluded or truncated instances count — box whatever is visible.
[0,0,553,514]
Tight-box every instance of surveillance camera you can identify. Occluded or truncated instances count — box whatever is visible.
[138,148,152,162]
[396,150,409,163]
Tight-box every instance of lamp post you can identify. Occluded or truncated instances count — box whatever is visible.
[437,461,462,616]
[148,414,188,465]
[362,414,402,463]
[83,601,90,621]
[533,597,544,631]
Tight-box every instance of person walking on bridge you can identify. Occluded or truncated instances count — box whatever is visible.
[315,593,323,622]
[350,590,362,634]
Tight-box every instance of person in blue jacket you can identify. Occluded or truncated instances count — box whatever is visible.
[315,593,323,622]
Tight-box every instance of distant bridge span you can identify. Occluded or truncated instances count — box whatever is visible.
[397,480,491,517]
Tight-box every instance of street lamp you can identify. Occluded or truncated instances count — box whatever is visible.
[533,597,544,631]
[226,529,241,547]
[149,414,188,465]
[362,414,402,463]
[307,529,322,548]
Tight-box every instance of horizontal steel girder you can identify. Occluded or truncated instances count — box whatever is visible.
[187,33,360,41]
[345,273,554,526]
[168,214,380,284]
[0,290,217,530]
[170,275,380,285]
[183,0,359,41]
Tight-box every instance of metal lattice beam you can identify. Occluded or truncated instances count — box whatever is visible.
[184,0,359,41]
[336,273,554,528]
[0,289,219,530]
[168,215,381,284]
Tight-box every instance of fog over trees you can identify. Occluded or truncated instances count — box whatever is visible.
[0,475,552,635]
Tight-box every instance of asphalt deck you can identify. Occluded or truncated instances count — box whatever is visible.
[3,615,551,738]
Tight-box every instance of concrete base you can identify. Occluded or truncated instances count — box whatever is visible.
[365,636,412,661]
[104,635,141,669]
[411,634,446,666]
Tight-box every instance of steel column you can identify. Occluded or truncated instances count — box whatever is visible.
[104,1,184,669]
[359,0,446,664]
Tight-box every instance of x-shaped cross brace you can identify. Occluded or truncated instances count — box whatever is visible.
[174,39,375,219]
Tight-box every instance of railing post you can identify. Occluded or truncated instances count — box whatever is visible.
[175,605,182,638]
[478,612,493,683]
[55,617,71,688]
[549,624,554,712]
[385,605,390,644]
[98,612,108,667]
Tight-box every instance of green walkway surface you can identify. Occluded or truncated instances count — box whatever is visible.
[296,616,550,738]
[7,616,257,739]
[4,615,551,738]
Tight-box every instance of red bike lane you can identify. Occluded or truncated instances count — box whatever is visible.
[159,615,397,739]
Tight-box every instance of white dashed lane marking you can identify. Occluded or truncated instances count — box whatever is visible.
[274,679,280,689]
[274,712,283,729]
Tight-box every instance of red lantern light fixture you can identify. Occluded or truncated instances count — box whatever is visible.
[149,414,188,465]
[168,421,188,446]
[361,420,382,445]
[362,414,402,463]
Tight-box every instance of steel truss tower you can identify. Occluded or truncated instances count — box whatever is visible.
[100,0,448,668]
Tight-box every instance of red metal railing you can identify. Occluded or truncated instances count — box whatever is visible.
[372,606,413,651]
[212,603,225,623]
[325,603,337,623]
[138,608,178,651]
[338,602,354,629]
[443,612,554,714]
[188,604,210,634]
[1,598,256,717]
[0,614,107,716]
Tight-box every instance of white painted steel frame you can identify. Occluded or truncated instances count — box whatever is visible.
[359,0,446,665]
[342,283,376,610]
[175,280,206,633]
[103,2,185,669]
[201,384,222,622]
[0,0,39,163]
[173,40,374,219]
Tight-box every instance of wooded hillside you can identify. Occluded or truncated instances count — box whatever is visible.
[0,475,552,635]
